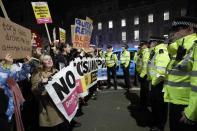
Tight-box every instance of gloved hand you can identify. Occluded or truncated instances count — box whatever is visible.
[38,76,49,91]
[116,66,119,71]
[38,82,46,91]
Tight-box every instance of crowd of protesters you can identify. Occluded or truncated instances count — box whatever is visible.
[0,42,103,131]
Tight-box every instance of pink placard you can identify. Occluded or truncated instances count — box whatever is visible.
[62,89,78,116]
[37,18,52,24]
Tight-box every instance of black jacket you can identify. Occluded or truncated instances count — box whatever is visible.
[55,53,70,70]
[0,88,9,131]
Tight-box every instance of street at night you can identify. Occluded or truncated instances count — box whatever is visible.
[73,78,170,131]
[0,0,197,131]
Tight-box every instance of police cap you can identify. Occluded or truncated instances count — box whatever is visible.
[171,16,197,31]
[98,44,103,48]
[121,44,129,49]
[139,41,149,47]
[107,45,112,49]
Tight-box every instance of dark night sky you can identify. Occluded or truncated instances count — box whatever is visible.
[0,0,196,44]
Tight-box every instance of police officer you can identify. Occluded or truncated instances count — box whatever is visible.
[138,41,150,109]
[163,17,197,131]
[120,44,131,91]
[98,44,106,58]
[133,46,141,87]
[105,45,118,90]
[147,37,170,131]
[135,44,143,87]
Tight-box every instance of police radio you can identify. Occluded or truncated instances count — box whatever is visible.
[175,38,186,61]
[149,50,155,61]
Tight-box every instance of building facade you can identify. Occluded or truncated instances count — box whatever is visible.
[90,0,188,49]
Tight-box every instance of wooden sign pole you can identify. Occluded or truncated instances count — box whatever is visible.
[44,23,52,46]
[0,0,9,19]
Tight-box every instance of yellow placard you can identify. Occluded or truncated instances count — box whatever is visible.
[59,28,66,43]
[31,2,52,24]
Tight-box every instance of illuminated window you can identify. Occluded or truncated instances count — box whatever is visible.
[148,14,153,23]
[134,16,139,25]
[181,8,187,16]
[134,30,139,41]
[98,22,102,30]
[121,19,126,27]
[164,34,168,38]
[109,21,113,28]
[122,32,126,41]
[164,11,169,20]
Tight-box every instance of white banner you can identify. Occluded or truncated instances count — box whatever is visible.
[45,57,106,122]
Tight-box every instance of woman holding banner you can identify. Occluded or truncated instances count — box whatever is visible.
[31,54,69,131]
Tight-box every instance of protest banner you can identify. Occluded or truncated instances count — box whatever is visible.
[97,58,107,81]
[59,28,66,43]
[45,57,106,121]
[83,57,98,88]
[31,2,52,24]
[0,17,31,59]
[45,61,79,122]
[72,17,93,52]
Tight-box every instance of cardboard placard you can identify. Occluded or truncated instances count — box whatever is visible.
[0,17,31,59]
[71,17,93,52]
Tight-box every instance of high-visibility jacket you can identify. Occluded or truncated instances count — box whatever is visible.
[140,48,149,78]
[136,50,143,73]
[120,50,130,68]
[147,47,155,81]
[105,51,118,67]
[163,33,197,122]
[134,51,138,63]
[147,44,170,85]
[99,50,106,58]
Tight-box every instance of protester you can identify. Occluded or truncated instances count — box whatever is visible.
[43,45,51,55]
[55,43,72,70]
[19,46,43,131]
[30,46,42,73]
[0,54,31,131]
[31,54,69,131]
[0,87,9,131]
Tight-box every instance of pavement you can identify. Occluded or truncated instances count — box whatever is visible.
[72,78,170,131]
